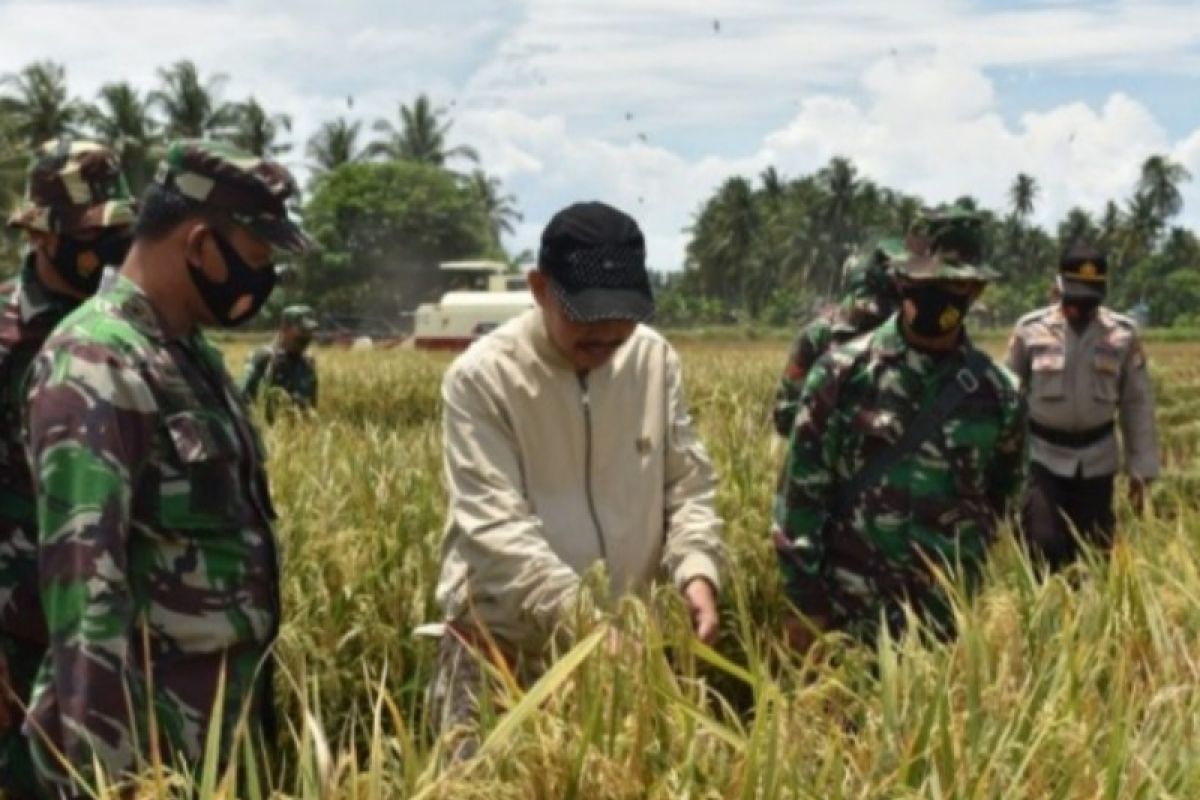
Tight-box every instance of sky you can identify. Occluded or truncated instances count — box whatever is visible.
[2,0,1200,270]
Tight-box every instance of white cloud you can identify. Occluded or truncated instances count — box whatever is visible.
[1,0,1199,269]
[457,51,1196,268]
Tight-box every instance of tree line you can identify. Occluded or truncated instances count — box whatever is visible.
[3,58,1198,328]
[669,154,1198,327]
[0,59,522,319]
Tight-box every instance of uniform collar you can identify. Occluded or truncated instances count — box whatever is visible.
[103,273,176,342]
[526,307,576,371]
[16,253,73,324]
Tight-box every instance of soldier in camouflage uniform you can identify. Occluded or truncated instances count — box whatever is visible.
[22,140,311,795]
[773,206,1026,648]
[773,238,904,436]
[0,139,134,797]
[242,304,319,414]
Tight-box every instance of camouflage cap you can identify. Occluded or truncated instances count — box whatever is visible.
[842,236,904,293]
[281,304,318,332]
[7,138,136,234]
[153,139,314,256]
[891,205,1000,283]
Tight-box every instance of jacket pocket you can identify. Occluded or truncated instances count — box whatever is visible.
[158,410,246,530]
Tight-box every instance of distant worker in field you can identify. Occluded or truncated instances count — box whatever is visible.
[0,138,135,799]
[1006,242,1159,571]
[772,238,903,436]
[22,140,311,795]
[773,206,1026,650]
[430,201,726,756]
[242,303,320,412]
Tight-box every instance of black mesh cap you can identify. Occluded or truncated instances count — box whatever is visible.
[538,201,655,323]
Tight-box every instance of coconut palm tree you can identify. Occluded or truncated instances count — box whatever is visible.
[1136,154,1191,225]
[150,60,239,140]
[306,118,365,177]
[81,82,159,192]
[231,97,292,158]
[1056,207,1098,252]
[1009,173,1039,219]
[815,157,861,295]
[369,94,478,167]
[0,60,80,146]
[465,169,521,246]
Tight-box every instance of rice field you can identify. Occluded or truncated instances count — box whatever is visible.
[129,336,1200,798]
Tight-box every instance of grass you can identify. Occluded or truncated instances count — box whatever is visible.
[81,338,1200,797]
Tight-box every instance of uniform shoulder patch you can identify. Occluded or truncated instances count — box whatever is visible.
[1100,308,1138,332]
[1014,306,1053,329]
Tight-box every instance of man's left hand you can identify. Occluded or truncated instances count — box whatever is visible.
[683,578,719,644]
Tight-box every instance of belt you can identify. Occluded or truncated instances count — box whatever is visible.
[1030,419,1114,448]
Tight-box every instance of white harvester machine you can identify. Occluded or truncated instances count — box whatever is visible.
[412,260,534,350]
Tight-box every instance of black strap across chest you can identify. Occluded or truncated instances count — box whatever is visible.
[834,348,991,515]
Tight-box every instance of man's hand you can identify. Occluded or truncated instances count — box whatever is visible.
[1129,476,1148,516]
[783,612,828,655]
[682,578,719,644]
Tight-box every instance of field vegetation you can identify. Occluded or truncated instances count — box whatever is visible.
[114,337,1200,799]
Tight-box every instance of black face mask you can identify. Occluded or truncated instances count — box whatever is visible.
[188,229,277,327]
[49,229,132,295]
[902,283,973,337]
[1062,295,1102,321]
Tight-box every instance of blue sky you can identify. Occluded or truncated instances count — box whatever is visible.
[2,0,1200,268]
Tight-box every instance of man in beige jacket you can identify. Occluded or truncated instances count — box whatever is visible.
[429,201,725,752]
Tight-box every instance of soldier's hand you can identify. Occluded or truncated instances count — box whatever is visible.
[682,578,720,645]
[0,654,13,733]
[783,611,827,655]
[1129,476,1148,516]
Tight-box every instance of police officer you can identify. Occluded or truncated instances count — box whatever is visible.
[0,138,134,797]
[1006,242,1159,570]
[242,304,320,412]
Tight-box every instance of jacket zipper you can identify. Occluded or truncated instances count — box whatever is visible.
[578,373,609,562]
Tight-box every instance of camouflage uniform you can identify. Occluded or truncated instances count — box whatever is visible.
[21,141,310,795]
[0,140,134,797]
[773,208,1026,640]
[242,305,319,412]
[773,239,903,436]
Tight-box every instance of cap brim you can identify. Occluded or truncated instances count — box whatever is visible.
[1059,276,1106,299]
[246,216,316,257]
[893,254,999,282]
[876,237,908,263]
[550,281,655,323]
[8,200,137,233]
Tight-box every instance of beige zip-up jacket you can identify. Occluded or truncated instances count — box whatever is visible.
[435,309,725,652]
